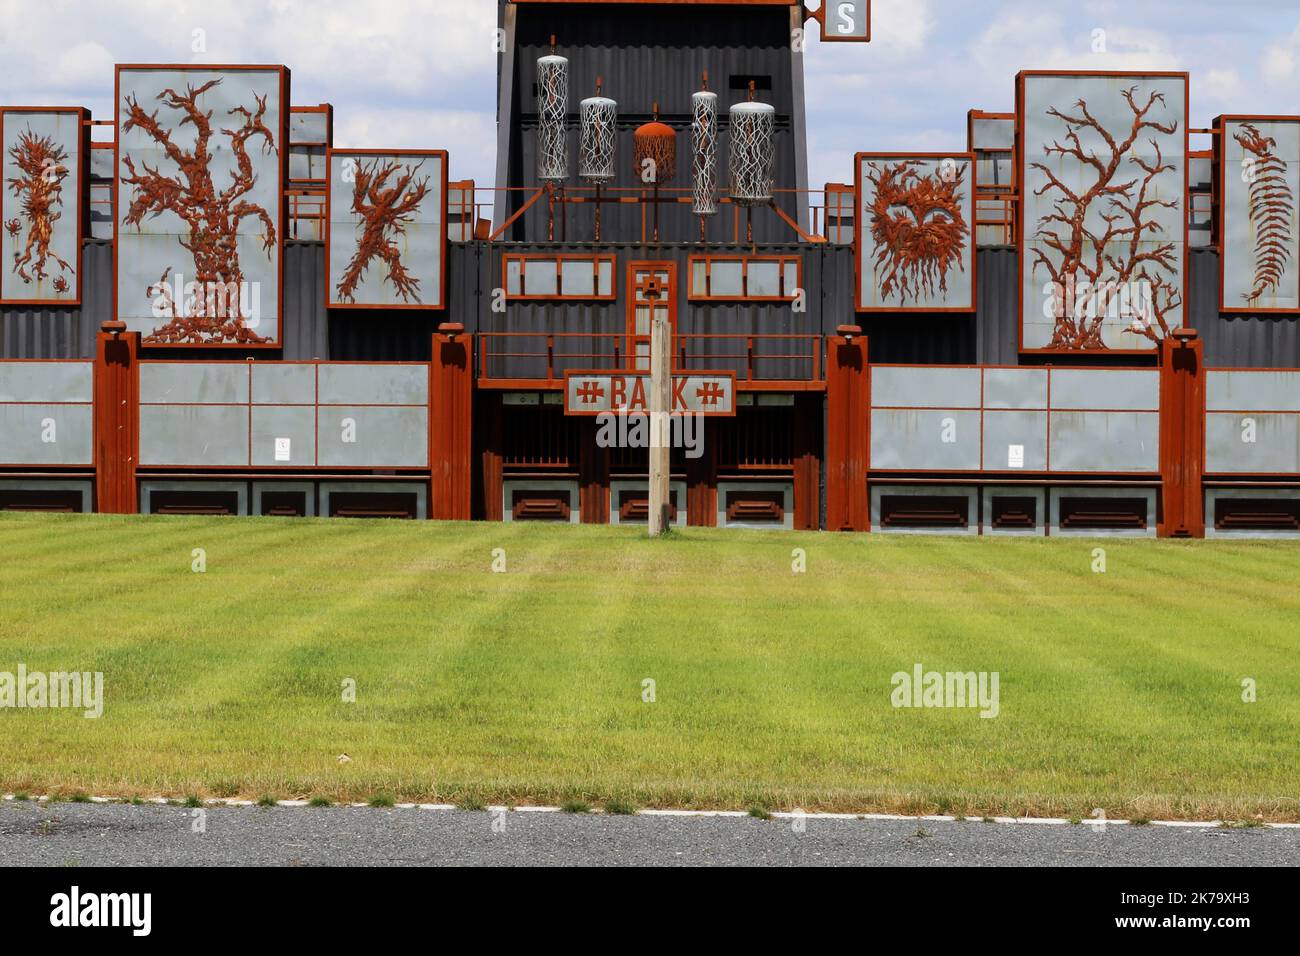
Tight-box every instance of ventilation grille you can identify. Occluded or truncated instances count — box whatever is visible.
[1214,497,1300,532]
[617,489,677,523]
[328,491,418,519]
[1059,497,1147,530]
[511,489,571,521]
[0,489,84,513]
[725,489,785,524]
[260,490,309,517]
[880,494,968,529]
[991,495,1037,529]
[151,490,239,516]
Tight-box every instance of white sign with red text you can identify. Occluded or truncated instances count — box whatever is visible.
[564,372,736,416]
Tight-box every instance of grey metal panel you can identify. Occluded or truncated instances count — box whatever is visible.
[982,411,1048,471]
[250,406,317,467]
[317,364,428,406]
[1206,370,1300,412]
[316,406,428,467]
[282,242,330,361]
[0,240,108,359]
[321,480,427,519]
[1049,487,1157,538]
[251,363,317,405]
[1192,248,1300,369]
[870,484,977,536]
[1205,413,1300,473]
[140,480,249,516]
[140,363,249,404]
[870,409,981,470]
[1049,411,1159,472]
[980,486,1046,537]
[252,481,317,517]
[716,481,794,530]
[982,368,1047,408]
[139,405,249,466]
[0,361,92,402]
[870,366,980,408]
[0,479,92,511]
[1205,489,1300,538]
[0,404,92,464]
[1049,369,1158,410]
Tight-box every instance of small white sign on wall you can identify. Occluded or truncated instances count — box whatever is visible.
[1008,444,1025,469]
[274,437,292,462]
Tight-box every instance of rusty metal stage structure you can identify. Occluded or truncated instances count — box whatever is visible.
[1,1,1298,538]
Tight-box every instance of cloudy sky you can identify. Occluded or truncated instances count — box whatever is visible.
[2,0,1298,192]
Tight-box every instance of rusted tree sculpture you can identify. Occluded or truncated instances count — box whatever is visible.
[1234,123,1294,307]
[120,78,277,344]
[866,159,970,305]
[334,157,430,304]
[6,128,72,286]
[1030,87,1182,348]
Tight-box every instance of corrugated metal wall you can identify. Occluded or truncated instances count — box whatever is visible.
[4,240,1298,370]
[0,240,107,359]
[501,2,804,243]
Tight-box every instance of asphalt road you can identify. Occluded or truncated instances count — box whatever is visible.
[2,802,1297,866]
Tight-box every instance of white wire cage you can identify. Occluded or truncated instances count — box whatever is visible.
[728,101,775,206]
[578,95,617,184]
[536,54,569,182]
[691,90,718,215]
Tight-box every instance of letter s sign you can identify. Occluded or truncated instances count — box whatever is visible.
[821,0,870,41]
[837,2,855,34]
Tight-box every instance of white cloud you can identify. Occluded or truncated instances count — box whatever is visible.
[1261,22,1300,82]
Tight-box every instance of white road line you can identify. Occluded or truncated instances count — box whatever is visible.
[1,793,1293,828]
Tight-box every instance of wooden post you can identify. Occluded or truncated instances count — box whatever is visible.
[648,303,671,535]
[430,324,473,520]
[1158,328,1205,538]
[93,320,139,514]
[825,325,869,531]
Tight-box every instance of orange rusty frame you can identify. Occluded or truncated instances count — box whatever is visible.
[500,251,617,301]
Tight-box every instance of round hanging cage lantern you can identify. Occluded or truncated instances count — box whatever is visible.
[691,90,718,216]
[728,100,775,206]
[633,116,676,186]
[536,53,569,182]
[579,94,618,184]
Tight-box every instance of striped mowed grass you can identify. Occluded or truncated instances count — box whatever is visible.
[1,512,1297,821]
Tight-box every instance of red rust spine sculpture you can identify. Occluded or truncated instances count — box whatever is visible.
[1234,122,1294,307]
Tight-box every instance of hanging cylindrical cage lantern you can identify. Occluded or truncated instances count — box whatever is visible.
[579,94,617,184]
[536,54,569,182]
[728,101,775,206]
[633,115,676,186]
[691,90,718,215]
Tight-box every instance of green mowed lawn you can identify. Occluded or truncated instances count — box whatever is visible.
[1,512,1297,820]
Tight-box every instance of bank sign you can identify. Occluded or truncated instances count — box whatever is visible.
[563,372,736,416]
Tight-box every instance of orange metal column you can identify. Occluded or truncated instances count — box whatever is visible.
[430,324,473,520]
[93,321,140,514]
[825,325,869,532]
[1158,328,1205,538]
[792,392,821,530]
